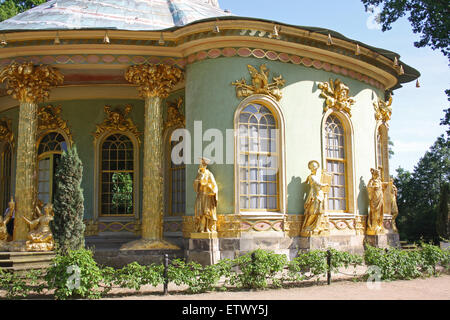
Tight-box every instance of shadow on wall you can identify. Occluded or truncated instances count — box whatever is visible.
[357,176,369,214]
[287,176,308,214]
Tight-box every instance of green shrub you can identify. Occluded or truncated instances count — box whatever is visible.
[112,262,164,290]
[45,248,104,299]
[230,249,287,289]
[419,242,450,275]
[0,268,45,299]
[364,245,425,280]
[287,250,327,282]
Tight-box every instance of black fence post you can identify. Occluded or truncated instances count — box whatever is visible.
[327,249,331,285]
[163,254,169,295]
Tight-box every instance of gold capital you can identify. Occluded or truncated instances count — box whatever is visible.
[125,64,183,99]
[0,62,63,103]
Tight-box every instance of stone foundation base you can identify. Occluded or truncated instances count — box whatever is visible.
[93,248,184,268]
[185,235,220,266]
[365,233,400,249]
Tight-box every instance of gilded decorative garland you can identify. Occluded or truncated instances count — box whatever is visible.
[93,104,141,144]
[318,78,356,117]
[37,105,73,146]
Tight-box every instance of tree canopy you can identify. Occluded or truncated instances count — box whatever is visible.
[0,0,46,22]
[395,135,449,242]
[361,0,450,60]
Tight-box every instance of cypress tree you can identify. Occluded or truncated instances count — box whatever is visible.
[52,146,85,253]
[436,182,449,240]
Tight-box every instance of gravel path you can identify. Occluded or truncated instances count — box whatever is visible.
[103,274,450,300]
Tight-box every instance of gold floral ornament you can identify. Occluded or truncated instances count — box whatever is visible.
[165,97,185,129]
[38,105,73,145]
[125,64,184,99]
[232,64,285,101]
[374,95,393,122]
[318,78,356,116]
[93,104,142,144]
[0,117,14,149]
[0,62,63,103]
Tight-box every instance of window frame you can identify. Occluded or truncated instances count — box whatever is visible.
[163,126,186,217]
[93,130,140,222]
[321,110,355,215]
[35,130,70,205]
[0,141,13,215]
[234,94,286,215]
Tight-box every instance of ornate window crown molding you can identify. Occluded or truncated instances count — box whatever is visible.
[165,97,185,129]
[93,104,142,144]
[374,94,393,123]
[37,105,73,146]
[232,64,285,101]
[318,78,356,117]
[0,117,14,149]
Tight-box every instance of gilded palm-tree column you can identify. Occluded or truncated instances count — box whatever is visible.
[122,64,183,250]
[0,62,63,243]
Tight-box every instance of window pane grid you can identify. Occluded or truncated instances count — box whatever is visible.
[325,115,347,211]
[169,139,185,215]
[238,103,279,211]
[100,134,134,216]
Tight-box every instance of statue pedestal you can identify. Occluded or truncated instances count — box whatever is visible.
[365,232,400,249]
[185,232,220,266]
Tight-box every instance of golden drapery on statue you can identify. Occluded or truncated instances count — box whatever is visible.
[389,178,399,232]
[366,168,389,235]
[0,198,14,242]
[194,158,218,233]
[22,203,55,251]
[300,160,331,237]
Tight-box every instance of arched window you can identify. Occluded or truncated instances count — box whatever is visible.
[0,143,12,214]
[100,133,134,216]
[167,135,186,216]
[376,125,389,181]
[37,132,67,204]
[324,114,348,211]
[237,102,280,211]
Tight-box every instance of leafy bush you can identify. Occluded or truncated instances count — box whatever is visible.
[230,249,287,289]
[110,262,164,290]
[0,268,45,299]
[362,244,448,281]
[419,242,450,275]
[287,250,327,282]
[1,245,448,299]
[45,248,104,299]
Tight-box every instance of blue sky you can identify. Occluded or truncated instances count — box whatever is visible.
[220,0,449,173]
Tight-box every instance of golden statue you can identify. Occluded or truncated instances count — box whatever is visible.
[0,198,14,242]
[22,203,55,251]
[366,168,389,235]
[389,178,399,232]
[193,158,218,233]
[318,78,356,116]
[300,160,331,237]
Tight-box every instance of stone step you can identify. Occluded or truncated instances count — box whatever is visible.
[0,251,55,272]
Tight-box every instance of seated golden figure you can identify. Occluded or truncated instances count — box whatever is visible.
[22,203,55,251]
[193,158,218,233]
[301,160,331,237]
